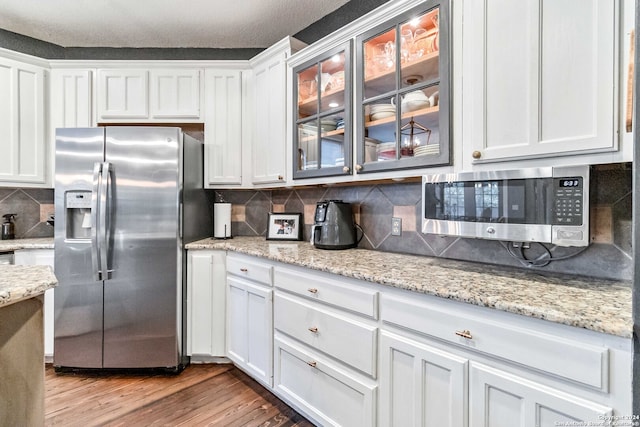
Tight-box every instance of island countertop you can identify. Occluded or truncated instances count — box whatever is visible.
[186,236,632,338]
[0,265,57,307]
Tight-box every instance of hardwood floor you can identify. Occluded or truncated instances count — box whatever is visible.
[45,363,314,426]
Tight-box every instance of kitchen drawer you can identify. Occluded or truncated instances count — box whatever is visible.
[381,294,609,391]
[226,253,273,286]
[274,333,377,427]
[275,293,377,377]
[274,266,378,318]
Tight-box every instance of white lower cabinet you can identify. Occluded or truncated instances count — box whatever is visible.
[274,333,377,427]
[14,249,54,359]
[185,251,631,427]
[226,254,273,387]
[379,330,468,427]
[273,264,379,426]
[380,291,628,427]
[186,250,226,360]
[469,362,612,427]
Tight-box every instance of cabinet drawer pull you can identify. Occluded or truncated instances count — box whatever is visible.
[307,361,317,368]
[455,329,473,339]
[240,268,248,272]
[308,326,318,333]
[307,288,318,294]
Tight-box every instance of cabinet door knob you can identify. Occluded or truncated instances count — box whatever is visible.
[277,175,284,181]
[472,151,482,159]
[307,288,318,294]
[455,329,473,339]
[355,164,363,172]
[308,326,318,333]
[240,268,248,272]
[342,166,350,173]
[307,361,317,368]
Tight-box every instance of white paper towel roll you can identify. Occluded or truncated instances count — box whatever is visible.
[213,203,232,238]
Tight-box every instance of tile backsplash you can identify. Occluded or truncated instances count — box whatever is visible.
[0,188,54,239]
[2,163,631,281]
[215,163,632,281]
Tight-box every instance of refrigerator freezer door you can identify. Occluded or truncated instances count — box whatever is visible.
[54,128,106,369]
[102,127,181,368]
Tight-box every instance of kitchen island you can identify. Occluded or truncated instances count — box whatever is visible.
[0,264,57,427]
[187,236,632,338]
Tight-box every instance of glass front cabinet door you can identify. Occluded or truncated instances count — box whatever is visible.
[355,1,450,174]
[293,42,352,179]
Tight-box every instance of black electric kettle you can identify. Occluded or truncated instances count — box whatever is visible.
[311,200,363,250]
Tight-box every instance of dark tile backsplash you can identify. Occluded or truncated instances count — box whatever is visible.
[3,163,631,280]
[0,188,54,239]
[214,163,633,281]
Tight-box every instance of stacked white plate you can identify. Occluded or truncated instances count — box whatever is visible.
[369,104,396,121]
[413,144,440,156]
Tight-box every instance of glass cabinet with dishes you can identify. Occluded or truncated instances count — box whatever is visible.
[355,1,449,174]
[293,42,351,179]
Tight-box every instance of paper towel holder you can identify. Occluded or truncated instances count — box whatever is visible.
[213,202,233,239]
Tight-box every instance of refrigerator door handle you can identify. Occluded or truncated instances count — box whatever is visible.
[91,162,103,281]
[100,162,112,281]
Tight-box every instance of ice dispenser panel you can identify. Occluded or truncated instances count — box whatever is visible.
[66,191,92,239]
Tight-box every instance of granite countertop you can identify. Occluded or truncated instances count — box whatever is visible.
[0,237,54,251]
[0,265,57,307]
[187,236,633,338]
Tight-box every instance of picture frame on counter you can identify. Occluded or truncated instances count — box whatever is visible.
[266,212,303,241]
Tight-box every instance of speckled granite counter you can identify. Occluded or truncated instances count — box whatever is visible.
[0,265,57,307]
[186,236,633,338]
[0,237,54,251]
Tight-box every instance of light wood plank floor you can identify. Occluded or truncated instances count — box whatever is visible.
[45,363,314,426]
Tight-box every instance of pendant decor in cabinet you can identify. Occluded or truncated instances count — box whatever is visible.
[355,1,450,173]
[293,42,352,179]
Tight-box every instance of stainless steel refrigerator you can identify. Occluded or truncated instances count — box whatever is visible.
[54,126,211,371]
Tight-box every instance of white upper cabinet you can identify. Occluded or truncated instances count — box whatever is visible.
[204,68,243,187]
[0,52,47,187]
[97,68,202,122]
[97,69,149,120]
[249,37,305,186]
[50,69,93,128]
[462,0,618,164]
[149,69,201,119]
[49,68,94,186]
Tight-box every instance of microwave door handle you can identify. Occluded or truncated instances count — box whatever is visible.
[91,162,103,281]
[99,162,111,281]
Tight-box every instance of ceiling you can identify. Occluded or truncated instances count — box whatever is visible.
[0,0,351,49]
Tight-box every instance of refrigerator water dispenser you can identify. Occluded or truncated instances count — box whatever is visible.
[65,191,92,239]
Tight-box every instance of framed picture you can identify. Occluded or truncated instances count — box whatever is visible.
[266,212,303,241]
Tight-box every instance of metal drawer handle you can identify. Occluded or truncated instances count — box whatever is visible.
[308,326,318,333]
[240,268,248,272]
[307,361,317,368]
[455,329,473,339]
[307,288,318,294]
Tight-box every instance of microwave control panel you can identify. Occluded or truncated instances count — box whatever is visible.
[552,177,584,225]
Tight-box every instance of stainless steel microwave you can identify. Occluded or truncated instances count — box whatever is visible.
[422,166,590,247]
